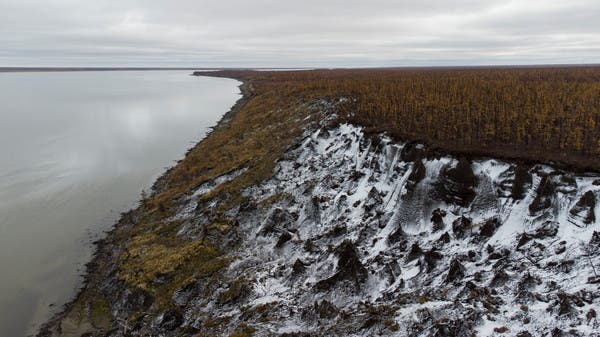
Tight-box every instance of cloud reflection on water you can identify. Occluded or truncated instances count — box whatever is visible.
[0,71,240,337]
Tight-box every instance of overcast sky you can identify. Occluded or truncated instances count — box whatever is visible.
[1,0,599,67]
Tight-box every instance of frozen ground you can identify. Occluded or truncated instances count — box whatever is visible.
[168,123,600,336]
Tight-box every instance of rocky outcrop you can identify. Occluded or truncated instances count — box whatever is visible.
[435,158,478,207]
[570,190,596,225]
[315,240,368,291]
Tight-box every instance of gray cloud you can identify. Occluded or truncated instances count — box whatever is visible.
[0,0,598,67]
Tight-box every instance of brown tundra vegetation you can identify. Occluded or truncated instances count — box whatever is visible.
[205,66,600,171]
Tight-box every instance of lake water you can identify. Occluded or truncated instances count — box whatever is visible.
[0,71,240,337]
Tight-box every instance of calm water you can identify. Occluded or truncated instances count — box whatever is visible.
[0,71,240,336]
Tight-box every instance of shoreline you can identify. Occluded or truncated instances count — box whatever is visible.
[150,75,251,195]
[36,74,251,337]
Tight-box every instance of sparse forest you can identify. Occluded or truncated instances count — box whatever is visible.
[206,66,600,170]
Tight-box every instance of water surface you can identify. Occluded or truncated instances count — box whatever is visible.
[0,71,240,336]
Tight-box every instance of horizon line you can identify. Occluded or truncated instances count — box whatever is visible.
[2,63,600,73]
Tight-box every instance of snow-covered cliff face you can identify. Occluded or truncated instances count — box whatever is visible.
[167,124,599,337]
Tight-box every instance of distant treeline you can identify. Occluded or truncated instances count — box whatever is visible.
[199,66,600,170]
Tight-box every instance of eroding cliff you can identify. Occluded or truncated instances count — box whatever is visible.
[39,93,600,337]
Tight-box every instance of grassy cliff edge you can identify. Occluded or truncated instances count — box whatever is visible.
[38,72,324,336]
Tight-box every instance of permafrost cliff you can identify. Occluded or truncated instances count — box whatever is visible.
[41,98,600,337]
[165,123,599,336]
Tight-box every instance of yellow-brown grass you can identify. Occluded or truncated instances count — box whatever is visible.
[205,66,600,171]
